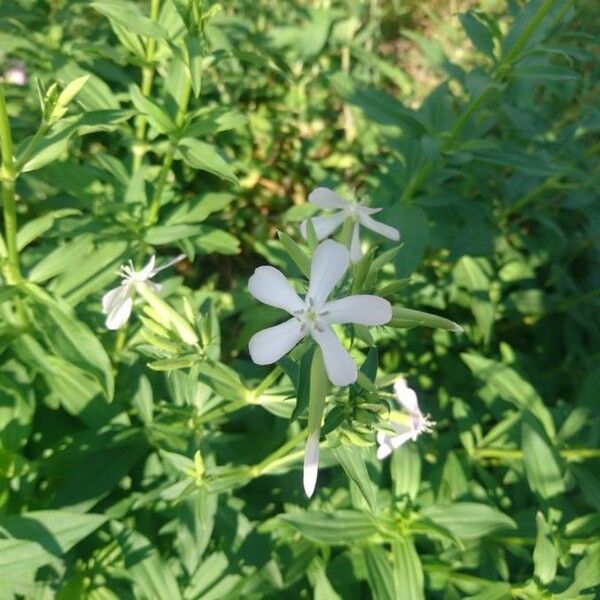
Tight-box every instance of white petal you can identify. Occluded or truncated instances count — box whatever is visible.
[105,295,133,330]
[303,431,320,498]
[248,318,305,365]
[358,213,400,241]
[248,266,304,313]
[350,221,362,263]
[102,285,129,314]
[311,325,357,386]
[300,212,346,240]
[394,379,419,414]
[307,240,349,306]
[390,430,414,449]
[309,187,350,210]
[322,295,392,326]
[151,253,186,276]
[376,433,393,460]
[138,255,156,280]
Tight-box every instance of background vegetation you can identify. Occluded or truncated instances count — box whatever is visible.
[0,0,599,598]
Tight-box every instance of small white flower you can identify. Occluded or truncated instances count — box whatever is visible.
[4,64,27,86]
[102,254,185,330]
[376,378,433,460]
[248,239,392,387]
[300,187,400,263]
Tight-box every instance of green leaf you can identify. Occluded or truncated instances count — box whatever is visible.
[332,445,377,513]
[521,415,565,500]
[278,231,311,278]
[178,138,237,183]
[391,444,421,501]
[364,546,396,600]
[130,84,175,134]
[0,511,107,579]
[291,346,315,421]
[570,465,600,512]
[185,35,204,98]
[24,284,115,400]
[91,0,168,39]
[183,108,247,138]
[166,193,235,225]
[27,235,94,283]
[465,583,511,600]
[420,502,516,540]
[459,12,495,58]
[533,512,558,585]
[19,123,75,173]
[280,510,377,544]
[461,353,555,438]
[16,209,80,251]
[392,537,425,600]
[390,307,463,331]
[114,525,182,600]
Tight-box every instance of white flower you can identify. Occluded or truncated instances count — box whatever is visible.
[248,239,392,386]
[4,64,27,86]
[102,254,185,330]
[376,378,433,460]
[300,187,400,263]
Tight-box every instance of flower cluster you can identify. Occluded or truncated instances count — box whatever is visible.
[102,186,437,499]
[247,186,432,496]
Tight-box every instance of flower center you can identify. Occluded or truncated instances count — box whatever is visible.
[294,297,327,333]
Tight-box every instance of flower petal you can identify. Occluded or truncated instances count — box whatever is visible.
[248,266,304,313]
[248,318,305,365]
[300,212,346,240]
[350,221,362,263]
[394,379,419,414]
[376,429,413,459]
[358,213,400,241]
[322,295,392,326]
[311,325,357,386]
[307,240,349,306]
[105,292,133,330]
[138,255,157,280]
[102,285,129,314]
[151,253,186,276]
[309,187,350,210]
[303,431,320,498]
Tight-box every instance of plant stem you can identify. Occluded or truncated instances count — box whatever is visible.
[0,86,21,284]
[145,76,192,225]
[133,0,161,173]
[472,447,600,461]
[495,0,557,77]
[251,366,283,399]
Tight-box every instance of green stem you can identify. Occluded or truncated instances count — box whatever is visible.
[495,0,556,77]
[253,428,309,477]
[145,76,192,225]
[251,366,283,399]
[196,397,248,424]
[0,86,21,284]
[133,0,161,173]
[472,447,600,461]
[13,122,49,174]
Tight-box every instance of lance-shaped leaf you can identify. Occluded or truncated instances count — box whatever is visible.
[390,307,463,332]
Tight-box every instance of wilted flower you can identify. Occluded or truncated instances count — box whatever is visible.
[4,63,27,86]
[102,254,185,330]
[300,187,400,262]
[376,378,433,459]
[248,239,392,386]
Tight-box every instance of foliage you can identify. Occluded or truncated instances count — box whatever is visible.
[0,0,599,598]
